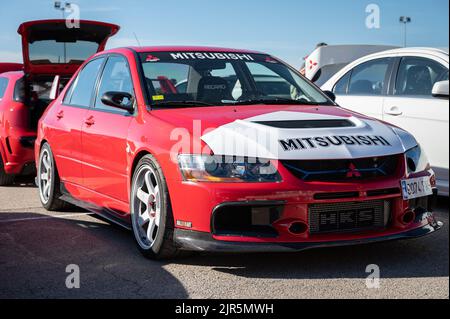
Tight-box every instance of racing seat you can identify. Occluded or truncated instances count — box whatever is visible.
[404,65,432,95]
[197,76,233,103]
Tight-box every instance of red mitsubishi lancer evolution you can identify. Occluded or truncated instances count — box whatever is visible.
[0,20,118,185]
[35,46,442,259]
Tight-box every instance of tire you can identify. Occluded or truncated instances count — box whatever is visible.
[130,154,184,260]
[0,156,14,186]
[37,143,68,211]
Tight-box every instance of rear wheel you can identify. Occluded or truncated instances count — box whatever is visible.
[0,157,14,186]
[38,143,68,211]
[130,155,183,259]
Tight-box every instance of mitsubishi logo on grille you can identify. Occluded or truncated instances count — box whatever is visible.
[346,163,362,178]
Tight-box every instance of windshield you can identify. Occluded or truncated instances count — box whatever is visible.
[140,52,332,108]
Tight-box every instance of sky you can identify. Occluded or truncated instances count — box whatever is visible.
[0,0,448,68]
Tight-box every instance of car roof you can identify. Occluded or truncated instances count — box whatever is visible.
[334,47,449,68]
[126,46,264,54]
[374,47,449,56]
[355,47,449,63]
[0,63,23,75]
[0,71,24,79]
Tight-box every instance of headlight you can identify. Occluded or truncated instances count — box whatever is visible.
[178,154,281,183]
[405,145,430,174]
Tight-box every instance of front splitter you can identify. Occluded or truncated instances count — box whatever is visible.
[174,215,443,253]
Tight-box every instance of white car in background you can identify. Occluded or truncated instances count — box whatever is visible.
[302,44,398,86]
[322,47,449,196]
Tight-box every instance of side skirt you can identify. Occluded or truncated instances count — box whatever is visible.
[59,183,132,230]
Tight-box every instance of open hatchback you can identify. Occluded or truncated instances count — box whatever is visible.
[0,19,119,184]
[18,19,119,78]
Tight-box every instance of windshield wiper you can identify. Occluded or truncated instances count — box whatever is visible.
[151,100,216,108]
[223,98,327,106]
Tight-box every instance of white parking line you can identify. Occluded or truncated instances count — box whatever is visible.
[0,213,93,224]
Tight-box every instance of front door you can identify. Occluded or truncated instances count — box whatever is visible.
[81,55,134,204]
[383,56,449,188]
[333,58,394,120]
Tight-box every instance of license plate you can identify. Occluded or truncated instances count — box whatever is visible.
[401,176,433,200]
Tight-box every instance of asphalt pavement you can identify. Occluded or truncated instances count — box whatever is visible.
[0,177,448,299]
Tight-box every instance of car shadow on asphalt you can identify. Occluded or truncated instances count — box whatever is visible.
[3,176,37,188]
[0,197,447,298]
[0,212,188,299]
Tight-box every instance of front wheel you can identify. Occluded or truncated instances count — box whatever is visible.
[130,155,183,259]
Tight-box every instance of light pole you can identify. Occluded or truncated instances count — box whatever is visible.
[399,16,411,47]
[54,1,72,63]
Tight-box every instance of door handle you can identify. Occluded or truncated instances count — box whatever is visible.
[56,110,64,119]
[385,106,403,116]
[84,116,95,126]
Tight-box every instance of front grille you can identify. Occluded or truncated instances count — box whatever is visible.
[309,200,390,234]
[281,155,400,182]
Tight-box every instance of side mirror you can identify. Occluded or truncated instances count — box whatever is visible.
[432,80,449,98]
[101,91,135,112]
[323,90,336,102]
[49,75,60,100]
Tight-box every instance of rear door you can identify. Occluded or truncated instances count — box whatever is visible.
[81,55,134,203]
[17,19,119,78]
[331,57,395,120]
[382,56,449,189]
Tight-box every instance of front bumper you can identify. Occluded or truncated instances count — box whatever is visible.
[174,211,443,253]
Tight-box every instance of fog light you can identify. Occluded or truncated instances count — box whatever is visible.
[288,222,308,235]
[402,210,415,224]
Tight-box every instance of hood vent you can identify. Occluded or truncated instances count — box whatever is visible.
[253,119,355,129]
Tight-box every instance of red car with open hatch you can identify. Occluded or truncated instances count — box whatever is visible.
[0,19,118,185]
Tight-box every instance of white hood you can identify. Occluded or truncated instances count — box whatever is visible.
[201,111,417,160]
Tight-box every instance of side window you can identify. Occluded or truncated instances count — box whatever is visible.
[65,57,104,107]
[333,71,351,95]
[395,57,448,96]
[176,81,188,94]
[347,58,391,96]
[0,77,8,99]
[14,78,25,102]
[95,56,134,112]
